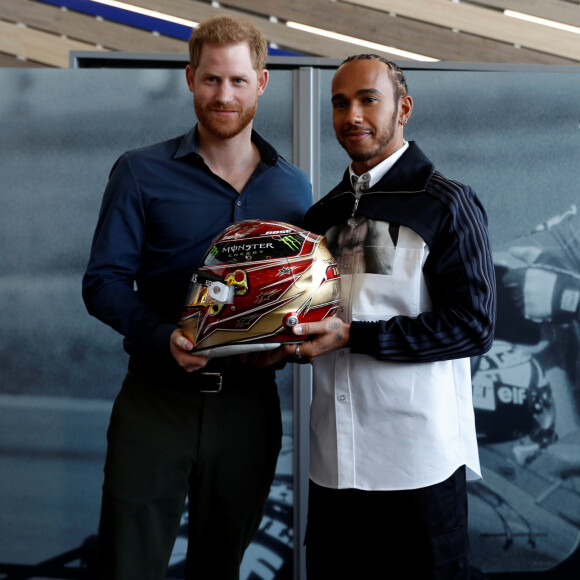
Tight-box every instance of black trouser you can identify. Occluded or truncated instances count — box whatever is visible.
[305,466,470,580]
[96,369,282,580]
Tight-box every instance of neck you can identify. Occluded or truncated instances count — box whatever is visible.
[351,137,406,176]
[197,124,260,193]
[197,123,254,167]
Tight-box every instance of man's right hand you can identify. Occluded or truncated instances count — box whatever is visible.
[282,317,350,361]
[170,329,210,372]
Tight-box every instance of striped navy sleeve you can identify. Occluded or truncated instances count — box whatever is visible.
[350,176,496,362]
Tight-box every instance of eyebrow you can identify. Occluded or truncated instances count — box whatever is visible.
[200,70,251,79]
[331,88,384,102]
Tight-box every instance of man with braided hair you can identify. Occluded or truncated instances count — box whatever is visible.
[283,54,496,578]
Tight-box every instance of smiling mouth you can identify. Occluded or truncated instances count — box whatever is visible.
[343,130,370,141]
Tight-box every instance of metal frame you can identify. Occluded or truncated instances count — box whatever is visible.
[70,50,580,72]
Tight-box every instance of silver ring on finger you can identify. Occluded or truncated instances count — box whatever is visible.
[295,343,301,360]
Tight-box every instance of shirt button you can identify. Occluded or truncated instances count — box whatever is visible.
[236,201,242,207]
[338,394,346,402]
[339,306,344,312]
[339,351,345,357]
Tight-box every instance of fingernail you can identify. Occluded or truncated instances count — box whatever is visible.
[294,325,303,335]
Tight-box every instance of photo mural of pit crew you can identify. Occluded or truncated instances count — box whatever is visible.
[467,205,580,579]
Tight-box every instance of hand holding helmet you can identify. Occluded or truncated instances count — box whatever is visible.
[170,328,210,372]
[282,317,350,361]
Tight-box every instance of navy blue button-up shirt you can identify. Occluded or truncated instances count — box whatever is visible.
[82,126,312,360]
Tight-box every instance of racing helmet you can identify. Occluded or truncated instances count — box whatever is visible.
[179,220,341,357]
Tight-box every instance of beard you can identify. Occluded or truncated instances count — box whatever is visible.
[194,97,258,139]
[338,108,398,163]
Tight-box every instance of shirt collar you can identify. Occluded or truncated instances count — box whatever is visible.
[349,140,409,192]
[173,125,279,167]
[174,125,200,158]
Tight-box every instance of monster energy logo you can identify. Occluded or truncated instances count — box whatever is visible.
[280,235,301,251]
[222,243,274,253]
[209,246,219,259]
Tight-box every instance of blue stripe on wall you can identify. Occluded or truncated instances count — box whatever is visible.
[36,0,299,55]
[37,0,194,39]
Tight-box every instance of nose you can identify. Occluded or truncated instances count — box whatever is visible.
[345,104,363,124]
[215,83,234,104]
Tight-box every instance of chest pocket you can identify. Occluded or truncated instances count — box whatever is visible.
[326,219,430,320]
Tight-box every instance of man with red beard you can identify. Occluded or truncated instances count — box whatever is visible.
[283,55,495,579]
[82,15,311,580]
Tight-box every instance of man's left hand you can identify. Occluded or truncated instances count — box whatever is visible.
[282,317,350,361]
[170,328,210,372]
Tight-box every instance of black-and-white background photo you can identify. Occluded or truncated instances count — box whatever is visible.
[1,62,579,579]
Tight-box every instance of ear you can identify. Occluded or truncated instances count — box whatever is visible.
[399,95,413,123]
[256,69,269,97]
[185,65,195,94]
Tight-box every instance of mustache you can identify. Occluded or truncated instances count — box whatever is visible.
[342,124,371,134]
[210,105,240,112]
